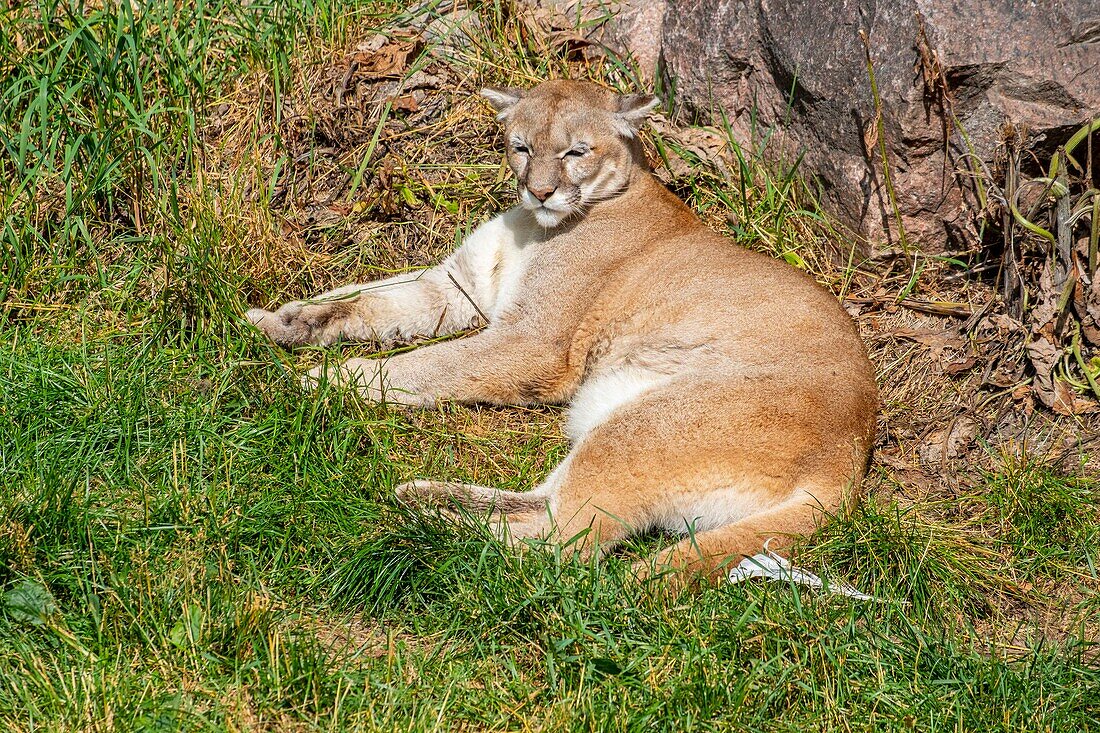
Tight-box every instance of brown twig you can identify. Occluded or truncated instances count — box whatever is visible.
[447,271,490,325]
[844,296,974,318]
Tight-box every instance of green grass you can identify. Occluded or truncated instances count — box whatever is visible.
[980,456,1100,579]
[2,0,1099,730]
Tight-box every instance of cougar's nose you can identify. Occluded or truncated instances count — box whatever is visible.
[528,184,556,202]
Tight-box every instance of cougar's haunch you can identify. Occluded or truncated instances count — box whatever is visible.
[247,79,878,588]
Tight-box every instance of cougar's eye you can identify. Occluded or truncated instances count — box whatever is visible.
[512,142,530,155]
[563,144,590,158]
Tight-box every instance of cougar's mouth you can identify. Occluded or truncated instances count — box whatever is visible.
[531,205,569,228]
[519,188,572,227]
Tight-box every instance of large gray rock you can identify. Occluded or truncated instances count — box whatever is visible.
[665,0,1099,251]
[529,0,1100,252]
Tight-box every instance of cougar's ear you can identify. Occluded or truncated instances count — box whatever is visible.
[613,93,660,138]
[480,87,525,120]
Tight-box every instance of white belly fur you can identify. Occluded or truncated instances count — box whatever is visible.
[651,486,776,534]
[564,367,671,443]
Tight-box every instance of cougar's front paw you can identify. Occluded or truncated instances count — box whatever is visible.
[245,301,349,347]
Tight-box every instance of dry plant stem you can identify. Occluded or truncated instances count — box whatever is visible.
[1087,122,1096,273]
[1054,157,1073,289]
[1051,157,1075,336]
[1087,118,1099,279]
[915,14,951,187]
[446,271,489,324]
[844,296,972,318]
[1053,273,1077,336]
[1090,193,1098,278]
[859,29,909,254]
[1002,148,1022,318]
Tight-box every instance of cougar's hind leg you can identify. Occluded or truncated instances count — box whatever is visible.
[556,376,870,578]
[393,427,657,554]
[633,480,840,588]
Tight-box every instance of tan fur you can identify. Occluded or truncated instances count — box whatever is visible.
[247,80,878,588]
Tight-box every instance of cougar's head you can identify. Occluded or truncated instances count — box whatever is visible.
[480,80,659,228]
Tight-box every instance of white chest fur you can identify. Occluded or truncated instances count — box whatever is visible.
[447,206,539,319]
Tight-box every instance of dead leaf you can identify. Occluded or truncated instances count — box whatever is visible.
[984,354,1026,388]
[548,29,596,49]
[389,94,419,112]
[1082,321,1100,346]
[1079,270,1100,345]
[403,71,445,91]
[1028,260,1059,330]
[978,313,1025,336]
[875,449,914,470]
[350,38,424,80]
[863,116,880,152]
[1025,333,1061,408]
[944,356,979,375]
[1051,379,1099,416]
[649,114,731,176]
[355,34,388,54]
[919,416,980,466]
[888,328,965,361]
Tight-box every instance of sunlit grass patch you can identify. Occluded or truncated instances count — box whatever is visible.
[980,454,1100,577]
[805,496,1020,623]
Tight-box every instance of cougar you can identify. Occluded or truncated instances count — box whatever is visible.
[246,80,877,586]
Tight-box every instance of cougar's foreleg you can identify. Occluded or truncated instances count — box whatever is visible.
[306,328,572,407]
[247,209,531,347]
